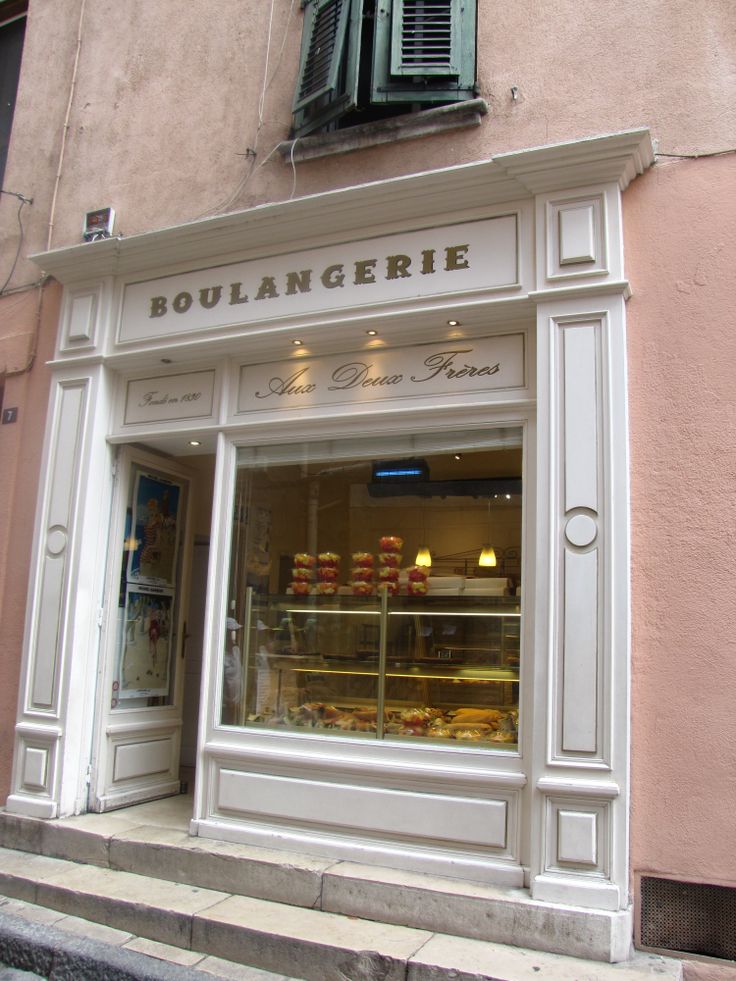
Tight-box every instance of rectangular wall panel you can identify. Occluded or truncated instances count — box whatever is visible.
[113,738,173,782]
[29,383,86,711]
[218,768,510,851]
[562,325,599,513]
[562,548,599,753]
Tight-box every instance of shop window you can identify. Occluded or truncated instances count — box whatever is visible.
[0,1,27,186]
[292,0,477,137]
[222,428,522,751]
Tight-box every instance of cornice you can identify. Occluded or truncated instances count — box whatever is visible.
[31,129,654,285]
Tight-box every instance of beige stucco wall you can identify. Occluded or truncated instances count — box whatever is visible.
[1,0,734,291]
[626,154,736,890]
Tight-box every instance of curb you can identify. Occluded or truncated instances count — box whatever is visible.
[0,910,258,981]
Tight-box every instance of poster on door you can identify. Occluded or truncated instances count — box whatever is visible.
[126,471,183,587]
[118,585,174,698]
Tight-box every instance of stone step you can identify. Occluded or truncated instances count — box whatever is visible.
[0,844,682,981]
[0,896,294,980]
[0,805,634,964]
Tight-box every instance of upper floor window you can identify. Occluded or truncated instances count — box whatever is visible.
[0,0,28,184]
[292,0,477,137]
[0,0,27,186]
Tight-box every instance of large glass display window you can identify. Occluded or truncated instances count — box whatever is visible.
[222,428,524,750]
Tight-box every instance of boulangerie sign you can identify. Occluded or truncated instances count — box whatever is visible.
[237,333,525,414]
[118,216,519,343]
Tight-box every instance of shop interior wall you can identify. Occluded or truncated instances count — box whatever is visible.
[171,453,214,783]
[625,154,736,891]
[0,282,58,802]
[182,455,216,542]
[238,452,522,596]
[0,0,733,295]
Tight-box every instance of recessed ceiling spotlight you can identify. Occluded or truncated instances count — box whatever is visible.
[447,319,460,327]
[454,453,462,461]
[189,440,201,447]
[366,329,378,336]
[161,358,172,364]
[292,339,303,346]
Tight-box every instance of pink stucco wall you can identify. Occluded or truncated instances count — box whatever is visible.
[626,154,736,890]
[0,284,57,802]
[0,7,735,968]
[2,0,733,289]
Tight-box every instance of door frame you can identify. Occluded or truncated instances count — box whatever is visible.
[89,444,194,812]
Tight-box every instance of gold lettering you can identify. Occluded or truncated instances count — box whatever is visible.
[255,276,279,301]
[150,296,167,318]
[172,291,193,314]
[229,282,249,305]
[285,270,312,295]
[386,254,411,280]
[321,264,345,289]
[445,244,470,271]
[199,286,222,309]
[420,249,436,275]
[354,259,378,285]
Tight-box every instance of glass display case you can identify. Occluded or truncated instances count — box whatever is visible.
[234,588,520,749]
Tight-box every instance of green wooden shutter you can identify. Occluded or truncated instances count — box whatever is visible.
[372,0,476,104]
[292,0,363,135]
[391,0,458,76]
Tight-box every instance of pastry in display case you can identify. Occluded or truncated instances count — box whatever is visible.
[235,587,520,749]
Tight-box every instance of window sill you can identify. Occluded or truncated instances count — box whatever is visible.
[278,98,488,164]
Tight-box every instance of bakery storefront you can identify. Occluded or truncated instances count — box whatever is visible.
[8,131,653,952]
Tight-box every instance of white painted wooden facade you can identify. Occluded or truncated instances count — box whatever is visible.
[7,130,654,949]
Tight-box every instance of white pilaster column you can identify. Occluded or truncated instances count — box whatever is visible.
[529,183,631,917]
[8,363,115,818]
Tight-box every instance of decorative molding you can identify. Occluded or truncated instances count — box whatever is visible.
[4,794,57,820]
[112,737,175,783]
[557,809,599,866]
[21,746,50,791]
[556,319,604,759]
[27,380,88,713]
[547,194,607,281]
[532,872,621,914]
[559,204,598,265]
[494,128,655,194]
[10,728,59,812]
[64,289,97,345]
[217,767,513,852]
[536,776,620,799]
[29,130,654,285]
[204,738,528,796]
[529,280,631,303]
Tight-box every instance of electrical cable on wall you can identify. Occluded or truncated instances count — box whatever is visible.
[201,0,298,217]
[46,0,86,252]
[656,147,736,160]
[0,189,32,296]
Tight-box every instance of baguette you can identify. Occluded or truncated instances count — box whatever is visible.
[452,708,504,727]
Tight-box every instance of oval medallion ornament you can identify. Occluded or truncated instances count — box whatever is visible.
[47,526,68,556]
[565,513,597,548]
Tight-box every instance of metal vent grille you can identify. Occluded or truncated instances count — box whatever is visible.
[400,1,453,69]
[641,876,736,961]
